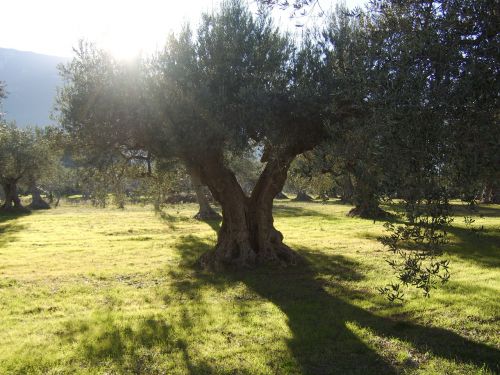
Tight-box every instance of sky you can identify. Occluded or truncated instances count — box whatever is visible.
[0,0,367,59]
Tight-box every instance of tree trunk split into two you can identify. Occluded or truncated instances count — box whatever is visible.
[190,153,299,270]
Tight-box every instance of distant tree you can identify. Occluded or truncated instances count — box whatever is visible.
[364,0,499,208]
[187,165,221,220]
[226,150,263,196]
[441,0,500,203]
[287,156,315,201]
[25,127,64,209]
[0,124,51,212]
[297,5,388,217]
[42,162,77,207]
[0,81,6,122]
[0,81,6,103]
[136,160,181,211]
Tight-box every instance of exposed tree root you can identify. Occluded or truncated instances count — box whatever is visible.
[199,229,299,270]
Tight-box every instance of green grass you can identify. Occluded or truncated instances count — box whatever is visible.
[0,200,499,374]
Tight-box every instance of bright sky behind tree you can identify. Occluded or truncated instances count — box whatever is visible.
[0,0,366,59]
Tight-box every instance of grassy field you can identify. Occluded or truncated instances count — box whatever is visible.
[0,199,499,374]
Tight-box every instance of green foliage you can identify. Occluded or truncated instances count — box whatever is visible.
[310,0,498,292]
[58,0,327,174]
[225,150,264,194]
[379,198,453,300]
[0,123,51,185]
[149,0,304,159]
[135,159,191,210]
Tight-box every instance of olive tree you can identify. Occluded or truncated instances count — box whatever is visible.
[0,123,51,212]
[57,1,332,269]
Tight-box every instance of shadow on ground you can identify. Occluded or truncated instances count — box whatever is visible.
[446,225,500,268]
[56,313,214,374]
[357,203,500,268]
[169,234,500,375]
[0,211,29,248]
[273,204,333,219]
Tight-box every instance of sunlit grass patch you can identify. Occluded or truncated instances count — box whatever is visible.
[0,200,498,374]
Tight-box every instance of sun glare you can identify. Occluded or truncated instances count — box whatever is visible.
[88,1,164,60]
[94,1,166,60]
[0,0,217,59]
[87,0,218,60]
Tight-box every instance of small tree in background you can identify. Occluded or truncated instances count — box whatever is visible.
[0,123,52,212]
[0,81,6,119]
[26,127,65,210]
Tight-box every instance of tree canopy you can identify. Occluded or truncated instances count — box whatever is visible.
[0,123,53,211]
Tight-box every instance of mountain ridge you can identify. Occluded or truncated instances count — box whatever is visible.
[0,47,67,126]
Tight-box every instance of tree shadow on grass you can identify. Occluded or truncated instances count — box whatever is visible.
[171,235,500,375]
[452,203,500,219]
[356,222,500,269]
[357,203,499,268]
[0,211,29,248]
[57,312,216,374]
[273,204,333,219]
[445,225,500,268]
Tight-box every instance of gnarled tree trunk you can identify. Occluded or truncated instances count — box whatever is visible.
[275,191,289,199]
[188,168,221,221]
[339,173,354,203]
[191,152,298,270]
[29,184,50,210]
[347,170,386,219]
[293,190,313,202]
[482,182,500,204]
[347,199,386,219]
[1,179,26,212]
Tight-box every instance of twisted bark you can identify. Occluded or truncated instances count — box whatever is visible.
[188,168,221,221]
[293,190,313,202]
[1,179,27,212]
[29,184,50,210]
[190,152,298,270]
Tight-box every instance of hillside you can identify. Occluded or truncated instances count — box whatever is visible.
[0,48,67,126]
